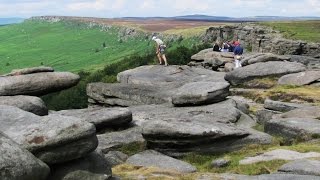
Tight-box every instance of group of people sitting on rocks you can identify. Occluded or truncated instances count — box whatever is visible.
[213,40,244,69]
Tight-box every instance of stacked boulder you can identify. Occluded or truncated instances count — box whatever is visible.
[190,48,320,88]
[202,24,320,57]
[87,65,273,159]
[0,67,130,179]
[0,67,80,115]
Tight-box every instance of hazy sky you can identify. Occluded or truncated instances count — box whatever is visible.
[1,0,320,18]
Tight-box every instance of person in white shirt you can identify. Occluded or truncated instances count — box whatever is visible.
[152,36,168,66]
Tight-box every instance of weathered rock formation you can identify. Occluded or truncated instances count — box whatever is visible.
[278,160,320,176]
[190,50,319,73]
[0,132,50,180]
[1,66,54,77]
[88,65,229,107]
[278,70,320,86]
[128,100,272,156]
[126,150,197,173]
[265,117,320,141]
[0,95,48,116]
[0,105,98,165]
[225,61,306,85]
[0,72,80,96]
[202,24,320,57]
[52,107,132,130]
[97,126,145,154]
[239,149,320,165]
[264,99,310,113]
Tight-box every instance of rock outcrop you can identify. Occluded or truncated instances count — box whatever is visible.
[52,107,132,130]
[171,82,230,106]
[278,71,320,86]
[129,100,272,156]
[189,49,234,70]
[0,72,80,96]
[0,95,48,116]
[240,149,320,165]
[2,66,54,76]
[275,106,320,119]
[203,24,320,57]
[263,99,310,113]
[0,132,50,180]
[0,105,98,165]
[224,61,306,85]
[97,126,145,154]
[278,160,320,176]
[88,65,229,107]
[126,150,197,173]
[244,53,290,65]
[265,118,320,141]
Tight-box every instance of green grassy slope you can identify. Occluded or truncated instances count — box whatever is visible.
[261,20,320,43]
[0,20,154,74]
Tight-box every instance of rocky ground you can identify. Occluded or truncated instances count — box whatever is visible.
[1,47,320,179]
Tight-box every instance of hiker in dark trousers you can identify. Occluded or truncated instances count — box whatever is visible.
[233,41,243,68]
[152,36,168,66]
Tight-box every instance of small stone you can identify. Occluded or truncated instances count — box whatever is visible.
[211,158,231,168]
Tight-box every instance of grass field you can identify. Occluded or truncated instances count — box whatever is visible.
[0,20,155,74]
[261,20,320,43]
[0,19,210,74]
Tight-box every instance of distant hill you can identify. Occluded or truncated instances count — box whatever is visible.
[122,15,320,22]
[0,18,24,25]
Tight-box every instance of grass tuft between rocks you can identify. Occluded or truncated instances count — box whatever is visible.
[182,140,320,175]
[232,85,320,104]
[116,142,147,156]
[112,141,320,179]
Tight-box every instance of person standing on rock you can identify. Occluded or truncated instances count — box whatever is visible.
[152,36,168,66]
[233,41,243,68]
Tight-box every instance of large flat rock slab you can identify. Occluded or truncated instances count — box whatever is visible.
[87,83,171,106]
[117,65,227,85]
[265,118,320,141]
[52,107,132,130]
[278,160,320,176]
[126,150,197,173]
[88,65,229,107]
[289,55,320,70]
[0,132,50,180]
[129,100,272,156]
[0,105,98,165]
[275,106,320,119]
[240,149,320,165]
[0,95,48,116]
[225,61,306,85]
[264,99,310,113]
[278,71,320,86]
[242,53,290,64]
[172,82,230,106]
[0,72,80,96]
